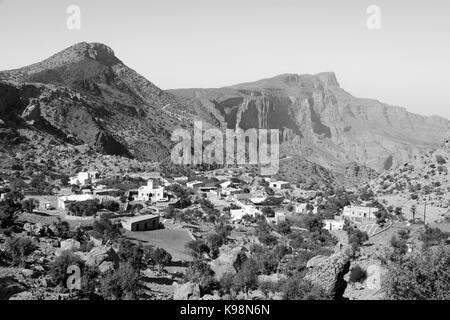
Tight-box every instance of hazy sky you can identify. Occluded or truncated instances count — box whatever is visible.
[0,0,449,119]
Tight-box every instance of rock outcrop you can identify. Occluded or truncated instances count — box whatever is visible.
[208,246,247,281]
[170,73,449,172]
[173,282,201,300]
[304,252,351,299]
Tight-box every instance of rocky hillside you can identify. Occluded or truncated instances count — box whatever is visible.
[367,131,450,208]
[170,73,450,172]
[0,42,217,163]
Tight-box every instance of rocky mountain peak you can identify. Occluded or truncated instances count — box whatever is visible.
[51,42,121,67]
[316,72,340,88]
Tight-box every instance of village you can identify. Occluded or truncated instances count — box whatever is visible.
[2,160,420,301]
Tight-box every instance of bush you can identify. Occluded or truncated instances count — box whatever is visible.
[92,218,122,242]
[5,236,36,267]
[383,245,450,299]
[280,272,330,300]
[419,226,449,248]
[184,260,216,293]
[52,218,71,239]
[206,233,224,258]
[348,265,367,283]
[185,240,210,258]
[100,262,140,300]
[435,155,447,165]
[146,247,172,268]
[276,221,291,235]
[67,199,100,216]
[0,198,22,228]
[117,239,144,271]
[50,250,84,286]
[232,258,259,293]
[102,200,120,212]
[21,198,39,213]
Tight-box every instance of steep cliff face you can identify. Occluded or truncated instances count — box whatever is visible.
[170,73,449,172]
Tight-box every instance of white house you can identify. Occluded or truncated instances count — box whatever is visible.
[220,181,233,189]
[343,206,378,222]
[69,171,99,186]
[266,211,287,225]
[137,179,166,202]
[230,204,262,222]
[186,181,205,189]
[269,181,290,190]
[295,203,316,215]
[173,176,189,184]
[57,194,94,210]
[323,219,345,231]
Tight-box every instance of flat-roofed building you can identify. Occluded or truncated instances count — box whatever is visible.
[343,206,378,222]
[121,214,160,232]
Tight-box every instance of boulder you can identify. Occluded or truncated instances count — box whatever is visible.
[209,246,246,281]
[98,261,116,274]
[21,102,41,124]
[173,282,201,300]
[59,239,81,252]
[85,246,119,269]
[304,251,351,299]
[306,255,328,269]
[21,269,34,278]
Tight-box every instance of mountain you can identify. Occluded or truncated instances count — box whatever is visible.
[367,130,450,208]
[0,42,216,163]
[170,73,450,172]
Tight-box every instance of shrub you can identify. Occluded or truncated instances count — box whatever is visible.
[185,240,210,258]
[50,250,84,286]
[383,245,450,299]
[146,247,172,268]
[419,226,449,248]
[92,218,122,242]
[232,258,259,293]
[348,265,367,283]
[52,218,71,239]
[435,155,446,165]
[184,260,216,293]
[276,221,291,235]
[100,262,140,300]
[0,198,22,228]
[102,200,120,212]
[280,272,330,300]
[5,236,36,267]
[117,239,144,271]
[67,199,99,216]
[21,198,39,213]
